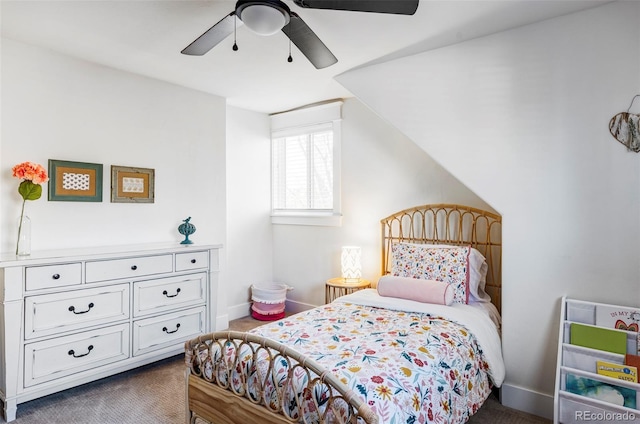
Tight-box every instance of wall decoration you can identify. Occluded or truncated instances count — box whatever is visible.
[609,94,640,152]
[48,160,103,202]
[111,165,154,203]
[178,217,196,245]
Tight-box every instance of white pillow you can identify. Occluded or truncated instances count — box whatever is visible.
[397,243,491,303]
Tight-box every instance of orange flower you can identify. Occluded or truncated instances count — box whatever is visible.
[412,394,420,410]
[12,161,48,255]
[12,162,48,185]
[375,385,392,400]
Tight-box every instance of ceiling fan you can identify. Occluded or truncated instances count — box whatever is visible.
[181,0,419,69]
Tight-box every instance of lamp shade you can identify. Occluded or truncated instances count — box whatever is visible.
[341,246,362,280]
[238,2,290,36]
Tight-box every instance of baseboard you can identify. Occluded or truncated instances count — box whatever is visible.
[500,383,554,420]
[215,314,229,331]
[227,302,251,321]
[285,299,316,314]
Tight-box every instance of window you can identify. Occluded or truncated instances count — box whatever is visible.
[272,124,333,210]
[270,101,342,226]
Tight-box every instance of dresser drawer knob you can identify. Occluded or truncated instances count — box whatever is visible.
[52,274,60,280]
[68,302,95,314]
[162,323,181,334]
[191,259,197,264]
[162,288,181,298]
[68,345,94,358]
[131,265,138,270]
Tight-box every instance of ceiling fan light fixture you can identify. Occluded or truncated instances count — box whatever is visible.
[237,1,291,36]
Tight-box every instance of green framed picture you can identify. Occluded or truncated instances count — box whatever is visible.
[48,159,103,202]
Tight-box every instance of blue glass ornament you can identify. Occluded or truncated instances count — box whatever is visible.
[178,217,196,245]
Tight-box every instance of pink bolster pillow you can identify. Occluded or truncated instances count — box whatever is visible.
[377,275,454,306]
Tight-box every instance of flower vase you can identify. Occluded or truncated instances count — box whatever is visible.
[17,214,31,256]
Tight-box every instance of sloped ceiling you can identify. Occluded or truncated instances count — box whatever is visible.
[1,0,611,114]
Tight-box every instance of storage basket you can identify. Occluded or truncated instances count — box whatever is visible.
[250,283,291,321]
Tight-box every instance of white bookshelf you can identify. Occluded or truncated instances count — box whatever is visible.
[554,296,640,423]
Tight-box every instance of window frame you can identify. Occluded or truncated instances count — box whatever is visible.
[270,101,342,226]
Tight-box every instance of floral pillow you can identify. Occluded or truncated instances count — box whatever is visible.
[391,243,471,304]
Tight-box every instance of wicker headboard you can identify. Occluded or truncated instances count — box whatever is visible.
[381,204,502,313]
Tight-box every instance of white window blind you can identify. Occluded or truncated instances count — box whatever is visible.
[272,124,333,211]
[270,101,342,226]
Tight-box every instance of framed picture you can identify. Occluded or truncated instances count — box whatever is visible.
[111,165,155,203]
[48,159,103,202]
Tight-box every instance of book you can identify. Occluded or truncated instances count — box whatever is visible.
[595,304,640,332]
[566,373,637,409]
[626,353,640,369]
[596,360,638,383]
[570,323,627,355]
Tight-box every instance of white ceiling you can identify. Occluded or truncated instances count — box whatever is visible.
[1,0,611,114]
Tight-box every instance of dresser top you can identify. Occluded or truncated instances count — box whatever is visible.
[0,242,222,267]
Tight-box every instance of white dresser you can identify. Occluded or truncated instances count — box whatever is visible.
[0,243,221,422]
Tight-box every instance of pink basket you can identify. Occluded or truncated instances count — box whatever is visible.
[251,310,286,321]
[251,301,285,315]
[250,283,290,321]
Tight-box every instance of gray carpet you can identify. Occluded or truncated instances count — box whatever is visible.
[5,317,551,423]
[10,355,185,424]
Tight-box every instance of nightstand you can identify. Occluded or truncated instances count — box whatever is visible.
[325,278,371,303]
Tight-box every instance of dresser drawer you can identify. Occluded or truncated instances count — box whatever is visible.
[24,323,130,387]
[175,251,209,272]
[25,263,82,291]
[24,284,130,340]
[85,254,173,283]
[133,273,206,317]
[133,306,205,356]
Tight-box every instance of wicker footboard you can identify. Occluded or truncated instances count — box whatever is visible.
[184,331,378,424]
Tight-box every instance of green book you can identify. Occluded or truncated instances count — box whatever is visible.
[570,323,627,355]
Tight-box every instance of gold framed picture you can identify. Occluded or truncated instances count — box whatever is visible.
[48,159,103,202]
[111,165,155,203]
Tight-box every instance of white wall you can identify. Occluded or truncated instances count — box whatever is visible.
[273,97,494,309]
[0,38,229,324]
[225,106,273,321]
[1,38,227,250]
[336,1,640,418]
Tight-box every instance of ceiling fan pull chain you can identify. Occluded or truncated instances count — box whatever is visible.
[232,13,239,51]
[287,32,293,63]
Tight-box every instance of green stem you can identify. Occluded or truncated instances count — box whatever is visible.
[16,199,26,256]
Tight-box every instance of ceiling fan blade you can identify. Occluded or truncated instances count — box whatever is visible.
[293,0,418,15]
[181,12,242,56]
[283,12,337,69]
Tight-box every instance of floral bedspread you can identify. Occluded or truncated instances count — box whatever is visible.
[250,302,493,424]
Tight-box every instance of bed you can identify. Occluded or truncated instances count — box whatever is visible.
[184,204,504,424]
